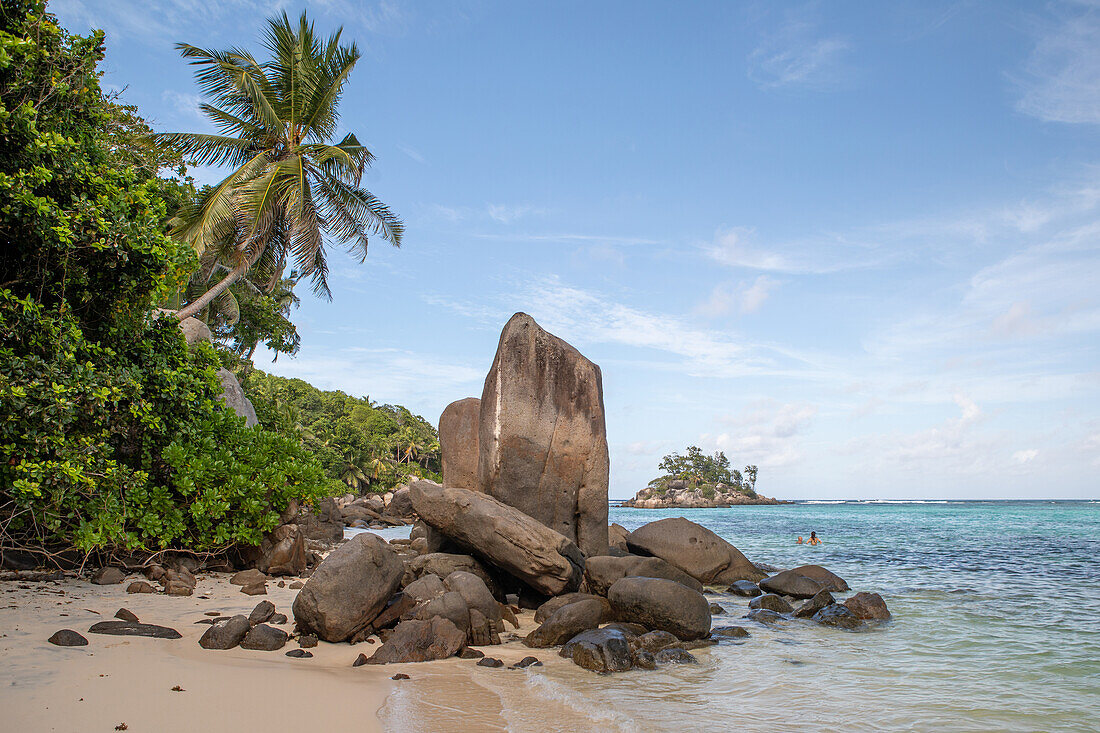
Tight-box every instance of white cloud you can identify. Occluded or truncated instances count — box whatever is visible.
[747,10,850,91]
[707,401,818,467]
[740,275,779,313]
[486,204,546,223]
[161,90,203,119]
[1013,449,1039,464]
[702,227,880,274]
[695,276,780,317]
[397,144,426,164]
[1015,5,1100,124]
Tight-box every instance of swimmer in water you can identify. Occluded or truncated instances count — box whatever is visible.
[808,531,822,546]
[796,536,804,544]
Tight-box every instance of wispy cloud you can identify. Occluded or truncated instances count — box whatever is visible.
[1015,3,1100,124]
[695,276,780,317]
[747,9,851,91]
[486,204,547,223]
[161,89,203,120]
[703,227,880,274]
[706,400,819,467]
[397,144,426,164]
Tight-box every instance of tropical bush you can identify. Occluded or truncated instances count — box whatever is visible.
[0,1,335,563]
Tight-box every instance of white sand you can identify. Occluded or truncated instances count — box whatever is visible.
[0,569,589,733]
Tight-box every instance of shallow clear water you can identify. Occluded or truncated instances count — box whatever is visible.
[527,501,1100,732]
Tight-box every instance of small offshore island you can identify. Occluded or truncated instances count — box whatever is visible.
[622,447,784,508]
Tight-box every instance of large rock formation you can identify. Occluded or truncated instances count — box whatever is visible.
[216,368,258,427]
[439,397,481,490]
[626,517,763,584]
[409,480,583,596]
[292,533,404,642]
[582,554,704,596]
[477,313,609,556]
[607,577,711,641]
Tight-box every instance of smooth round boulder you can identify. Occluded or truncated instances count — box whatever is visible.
[794,589,835,619]
[790,564,849,592]
[583,554,703,595]
[48,629,88,647]
[607,577,711,641]
[292,532,404,642]
[525,599,603,648]
[535,593,613,624]
[198,615,250,650]
[240,623,288,651]
[813,603,862,629]
[748,593,793,614]
[559,628,633,673]
[759,570,824,599]
[365,617,466,664]
[727,580,761,597]
[843,592,891,620]
[625,517,762,584]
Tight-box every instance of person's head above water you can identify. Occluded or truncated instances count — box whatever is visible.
[810,531,817,539]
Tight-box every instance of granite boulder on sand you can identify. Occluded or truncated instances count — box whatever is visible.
[626,517,763,585]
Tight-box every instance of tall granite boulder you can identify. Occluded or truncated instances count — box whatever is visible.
[477,313,609,556]
[626,517,763,584]
[216,368,258,427]
[439,398,481,490]
[292,533,404,642]
[408,480,583,596]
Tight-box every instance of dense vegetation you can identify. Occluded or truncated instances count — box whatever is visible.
[649,446,759,497]
[0,2,387,564]
[246,371,440,492]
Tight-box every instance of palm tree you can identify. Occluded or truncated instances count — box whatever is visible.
[339,450,371,491]
[156,11,403,320]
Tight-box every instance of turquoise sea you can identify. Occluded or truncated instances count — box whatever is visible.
[384,501,1100,732]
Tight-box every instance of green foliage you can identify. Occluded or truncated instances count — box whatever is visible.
[246,371,441,492]
[0,3,335,561]
[653,446,760,495]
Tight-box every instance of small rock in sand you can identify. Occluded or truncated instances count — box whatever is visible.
[352,653,369,667]
[512,656,542,669]
[199,615,250,649]
[289,581,304,589]
[458,647,484,659]
[299,634,318,649]
[709,603,726,614]
[91,567,126,585]
[230,569,268,586]
[204,611,221,617]
[240,623,288,651]
[248,600,275,626]
[114,608,139,623]
[126,581,157,594]
[241,582,267,596]
[89,621,182,639]
[477,657,504,668]
[48,629,88,646]
[270,613,288,624]
[285,649,313,658]
[391,673,410,680]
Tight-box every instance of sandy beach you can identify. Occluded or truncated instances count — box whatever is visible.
[0,568,599,733]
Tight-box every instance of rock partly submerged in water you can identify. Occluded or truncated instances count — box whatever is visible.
[560,628,634,673]
[759,569,823,599]
[583,554,703,596]
[844,592,891,620]
[365,617,466,664]
[812,603,862,629]
[793,589,835,619]
[626,517,763,585]
[727,580,762,597]
[607,577,711,641]
[525,599,603,648]
[789,564,849,592]
[748,593,793,614]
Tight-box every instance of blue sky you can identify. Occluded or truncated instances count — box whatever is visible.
[54,0,1100,499]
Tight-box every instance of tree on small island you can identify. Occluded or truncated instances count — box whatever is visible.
[650,446,759,497]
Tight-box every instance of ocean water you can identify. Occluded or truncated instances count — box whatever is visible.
[534,501,1100,732]
[380,501,1100,732]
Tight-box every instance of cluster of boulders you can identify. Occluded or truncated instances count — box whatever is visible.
[624,482,781,509]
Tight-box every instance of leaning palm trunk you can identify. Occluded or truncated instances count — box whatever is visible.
[175,248,260,320]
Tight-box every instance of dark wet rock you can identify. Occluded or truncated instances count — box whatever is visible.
[409,480,584,596]
[248,600,276,626]
[299,634,318,649]
[391,673,410,680]
[583,554,704,596]
[748,594,793,614]
[286,649,313,658]
[793,589,835,619]
[289,581,304,590]
[727,580,761,598]
[293,533,404,643]
[813,603,862,629]
[126,581,157,594]
[240,624,288,651]
[199,615,250,649]
[534,593,613,625]
[790,564,849,592]
[353,653,369,667]
[560,628,633,673]
[513,656,542,668]
[91,567,126,585]
[746,609,784,624]
[204,611,221,617]
[631,649,656,669]
[709,603,726,615]
[477,656,504,668]
[89,621,182,639]
[607,577,711,641]
[439,397,481,490]
[601,622,647,638]
[114,608,139,623]
[844,592,891,620]
[477,313,610,556]
[626,517,762,584]
[631,630,682,654]
[458,647,485,659]
[712,625,749,639]
[240,582,267,596]
[525,599,603,648]
[230,569,268,586]
[270,613,288,625]
[365,617,466,664]
[654,647,698,665]
[759,570,823,600]
[48,629,88,647]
